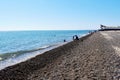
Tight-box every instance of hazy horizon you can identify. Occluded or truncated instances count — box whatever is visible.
[0,0,120,31]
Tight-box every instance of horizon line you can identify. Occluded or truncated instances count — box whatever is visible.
[0,29,96,31]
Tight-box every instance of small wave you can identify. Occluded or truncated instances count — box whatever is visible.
[0,44,55,61]
[0,57,2,60]
[0,42,65,70]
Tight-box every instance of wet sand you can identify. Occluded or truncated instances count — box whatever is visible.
[0,31,120,80]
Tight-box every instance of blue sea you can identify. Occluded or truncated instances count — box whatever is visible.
[0,30,91,70]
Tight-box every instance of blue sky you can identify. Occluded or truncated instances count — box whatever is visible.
[0,0,120,30]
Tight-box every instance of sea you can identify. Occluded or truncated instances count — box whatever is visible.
[0,30,91,70]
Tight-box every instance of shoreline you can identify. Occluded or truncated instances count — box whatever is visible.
[0,33,91,70]
[0,42,67,70]
[0,32,93,80]
[2,31,120,79]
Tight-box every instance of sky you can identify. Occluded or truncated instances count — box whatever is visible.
[0,0,120,31]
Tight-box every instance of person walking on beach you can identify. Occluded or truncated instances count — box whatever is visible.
[73,35,79,40]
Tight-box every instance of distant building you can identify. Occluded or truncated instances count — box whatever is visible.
[99,25,120,31]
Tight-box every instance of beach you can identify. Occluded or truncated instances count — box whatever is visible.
[0,31,120,80]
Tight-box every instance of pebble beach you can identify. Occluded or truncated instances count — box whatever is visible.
[0,31,120,80]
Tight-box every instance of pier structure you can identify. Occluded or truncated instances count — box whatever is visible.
[99,24,120,31]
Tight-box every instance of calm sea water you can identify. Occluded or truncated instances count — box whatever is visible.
[0,30,91,69]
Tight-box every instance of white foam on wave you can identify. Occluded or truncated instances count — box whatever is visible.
[0,33,89,70]
[0,42,67,70]
[0,57,2,60]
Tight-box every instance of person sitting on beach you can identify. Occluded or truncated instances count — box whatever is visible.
[64,39,66,42]
[73,35,79,40]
